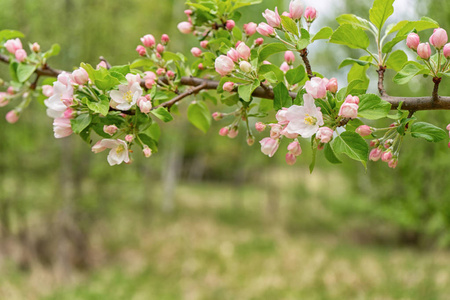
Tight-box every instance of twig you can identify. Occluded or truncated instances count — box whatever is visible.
[99,56,111,69]
[300,48,314,79]
[432,77,442,102]
[377,66,386,96]
[153,82,207,110]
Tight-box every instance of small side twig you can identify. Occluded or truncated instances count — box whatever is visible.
[300,48,314,79]
[377,66,386,96]
[154,82,207,111]
[432,77,442,102]
[99,56,111,69]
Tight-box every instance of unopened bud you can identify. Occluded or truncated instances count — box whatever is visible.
[226,20,235,30]
[31,42,40,53]
[255,122,266,132]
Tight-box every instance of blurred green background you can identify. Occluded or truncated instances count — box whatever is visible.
[1,0,450,299]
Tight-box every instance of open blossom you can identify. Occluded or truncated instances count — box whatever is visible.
[316,127,333,143]
[262,8,281,28]
[44,80,74,119]
[42,85,54,97]
[289,0,304,20]
[260,137,279,157]
[53,118,73,138]
[215,55,234,76]
[284,94,324,138]
[276,108,289,125]
[4,38,22,54]
[305,77,327,99]
[92,139,130,166]
[256,22,275,37]
[138,97,152,113]
[110,74,143,111]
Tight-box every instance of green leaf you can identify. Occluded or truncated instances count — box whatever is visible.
[369,0,395,30]
[42,44,61,59]
[259,64,284,82]
[86,94,110,116]
[347,56,371,94]
[151,107,173,122]
[273,82,292,110]
[331,131,369,167]
[396,18,439,37]
[258,43,287,61]
[312,27,334,41]
[71,114,92,134]
[281,15,298,35]
[336,14,373,31]
[0,30,24,40]
[358,94,391,120]
[237,79,260,102]
[296,28,310,50]
[382,35,407,54]
[324,143,342,164]
[130,58,154,69]
[138,133,158,153]
[16,63,37,83]
[339,58,372,68]
[286,65,306,85]
[109,65,131,76]
[386,50,408,71]
[410,122,447,142]
[393,61,427,85]
[187,101,211,133]
[330,24,370,49]
[309,138,318,173]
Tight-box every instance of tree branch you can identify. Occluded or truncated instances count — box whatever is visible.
[300,48,314,79]
[154,81,207,110]
[377,66,386,96]
[0,54,62,78]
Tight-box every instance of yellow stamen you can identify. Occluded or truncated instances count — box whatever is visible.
[123,91,133,103]
[116,144,125,154]
[304,113,317,125]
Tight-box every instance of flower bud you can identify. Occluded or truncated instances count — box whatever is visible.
[236,43,251,60]
[0,92,9,107]
[239,61,252,73]
[285,153,297,165]
[370,139,379,148]
[141,34,155,48]
[136,45,146,56]
[143,145,152,158]
[289,0,304,20]
[339,102,358,119]
[417,42,431,60]
[223,81,235,92]
[6,110,19,124]
[156,44,164,54]
[326,78,338,93]
[316,127,333,143]
[72,68,89,85]
[166,70,175,78]
[4,38,22,54]
[198,63,204,70]
[429,28,448,49]
[284,51,295,64]
[388,158,398,169]
[42,85,54,97]
[53,118,73,138]
[256,23,275,37]
[125,134,134,143]
[228,127,239,138]
[406,33,420,50]
[31,42,40,53]
[255,122,266,132]
[244,22,257,36]
[255,38,264,46]
[384,139,393,149]
[184,9,193,16]
[200,41,209,48]
[219,127,229,136]
[304,7,317,23]
[381,150,393,162]
[177,21,193,34]
[262,8,281,28]
[156,68,166,76]
[63,108,75,119]
[280,62,290,73]
[247,135,255,146]
[97,61,107,69]
[191,47,202,57]
[15,49,27,62]
[287,140,302,156]
[356,125,372,137]
[7,86,15,95]
[345,94,360,104]
[369,148,382,161]
[227,48,240,62]
[215,55,235,76]
[260,137,279,157]
[212,112,223,121]
[276,108,289,125]
[444,44,450,58]
[447,123,450,131]
[305,77,327,99]
[161,34,170,44]
[226,20,235,30]
[270,124,282,139]
[104,125,118,136]
[138,97,152,113]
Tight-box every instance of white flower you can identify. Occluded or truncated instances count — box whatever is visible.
[284,94,324,138]
[53,118,73,138]
[109,81,143,111]
[92,139,130,166]
[44,81,74,119]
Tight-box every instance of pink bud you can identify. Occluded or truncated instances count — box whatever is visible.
[304,7,317,23]
[446,123,450,131]
[63,108,75,119]
[344,94,360,104]
[228,127,239,138]
[370,139,379,148]
[316,127,333,143]
[0,92,9,107]
[31,42,40,53]
[184,9,193,16]
[369,148,382,161]
[140,34,155,48]
[444,44,450,58]
[236,43,251,60]
[96,61,107,69]
[200,41,209,48]
[178,21,193,34]
[227,48,240,62]
[166,70,175,78]
[136,45,146,56]
[125,134,134,143]
[339,102,358,119]
[270,124,282,139]
[429,28,448,49]
[143,145,152,158]
[305,77,327,99]
[287,140,302,156]
[191,47,202,57]
[289,0,304,20]
[138,97,152,113]
[72,68,89,85]
[384,139,393,149]
[223,81,235,92]
[235,41,242,48]
[285,153,297,165]
[284,51,295,64]
[260,137,279,157]
[239,61,252,73]
[15,49,27,62]
[198,63,204,70]
[42,85,54,97]
[255,38,264,46]
[244,22,257,36]
[262,8,281,28]
[276,108,289,125]
[4,38,22,54]
[406,33,420,50]
[156,44,165,54]
[255,122,266,132]
[219,127,229,136]
[156,68,166,76]
[280,62,290,73]
[5,110,19,124]
[226,20,235,30]
[256,23,275,37]
[326,78,338,93]
[7,87,15,95]
[215,55,235,76]
[388,158,398,169]
[104,125,118,136]
[161,34,170,44]
[381,151,393,162]
[212,112,223,121]
[417,42,431,60]
[356,125,372,137]
[247,136,255,146]
[53,118,73,138]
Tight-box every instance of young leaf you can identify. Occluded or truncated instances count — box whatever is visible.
[151,107,173,122]
[238,79,260,102]
[0,29,24,40]
[286,65,306,85]
[393,61,427,85]
[330,24,370,49]
[281,16,298,35]
[16,63,37,83]
[331,131,369,167]
[386,49,408,71]
[410,122,447,142]
[324,143,342,164]
[86,94,110,116]
[258,43,288,61]
[358,94,391,120]
[187,101,211,133]
[71,114,92,134]
[273,82,292,110]
[369,0,395,30]
[335,14,373,31]
[312,27,333,41]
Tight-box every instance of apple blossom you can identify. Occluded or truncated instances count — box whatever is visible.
[31,42,40,52]
[53,118,73,138]
[42,85,54,97]
[109,75,143,111]
[63,108,75,119]
[44,80,74,118]
[156,44,164,53]
[289,0,304,20]
[244,22,257,36]
[219,127,229,136]
[177,21,193,34]
[247,135,255,146]
[72,68,89,85]
[104,125,118,136]
[125,134,134,143]
[276,108,289,125]
[227,48,240,62]
[136,45,146,56]
[270,124,282,139]
[236,43,251,60]
[92,139,130,166]
[143,145,152,158]
[138,97,152,113]
[305,77,327,99]
[226,20,235,30]
[406,33,420,50]
[444,44,450,58]
[287,140,302,156]
[0,93,9,107]
[344,95,360,105]
[255,38,264,46]
[223,81,235,92]
[200,41,209,48]
[191,47,202,57]
[256,23,275,37]
[316,127,334,143]
[388,158,398,169]
[339,102,358,119]
[215,55,234,76]
[285,153,297,165]
[239,61,252,73]
[284,51,295,64]
[262,8,281,28]
[141,34,156,48]
[369,148,383,161]
[417,43,431,59]
[260,137,279,157]
[161,34,170,44]
[381,151,393,162]
[284,94,324,138]
[255,122,266,132]
[326,78,338,93]
[15,49,27,62]
[280,62,290,73]
[304,7,317,22]
[5,110,19,124]
[4,38,22,54]
[356,125,372,137]
[429,28,448,49]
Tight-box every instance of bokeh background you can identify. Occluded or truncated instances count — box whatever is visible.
[1,0,450,299]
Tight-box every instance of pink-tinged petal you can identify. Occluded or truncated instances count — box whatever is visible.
[98,139,120,148]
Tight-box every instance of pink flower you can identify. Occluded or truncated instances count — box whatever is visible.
[184,9,193,16]
[72,68,89,85]
[305,77,327,99]
[156,44,165,53]
[429,28,448,49]
[191,47,202,57]
[5,110,19,124]
[381,151,393,162]
[304,7,317,22]
[138,97,152,113]
[369,148,382,161]
[200,41,209,48]
[256,23,275,37]
[42,85,54,97]
[0,92,9,107]
[255,38,264,46]
[326,78,338,93]
[223,81,235,92]
[255,122,266,132]
[406,33,420,50]
[282,12,292,18]
[276,108,289,125]
[244,22,257,36]
[316,127,333,143]
[344,94,360,104]
[136,45,146,56]
[92,139,130,166]
[143,145,152,158]
[446,123,450,131]
[141,34,155,48]
[227,48,240,62]
[236,43,251,60]
[15,49,27,62]
[339,102,358,119]
[388,158,398,169]
[270,124,282,139]
[44,79,74,118]
[285,153,297,165]
[226,20,235,30]
[63,108,75,119]
[239,61,252,73]
[417,42,431,59]
[260,137,279,157]
[289,0,304,20]
[4,38,22,54]
[178,22,193,34]
[161,34,170,44]
[215,55,234,76]
[287,140,302,156]
[31,42,40,53]
[356,125,372,137]
[444,44,450,58]
[262,8,281,28]
[144,71,157,89]
[53,118,73,138]
[104,125,118,136]
[280,62,290,73]
[284,51,295,64]
[285,94,324,138]
[219,127,229,136]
